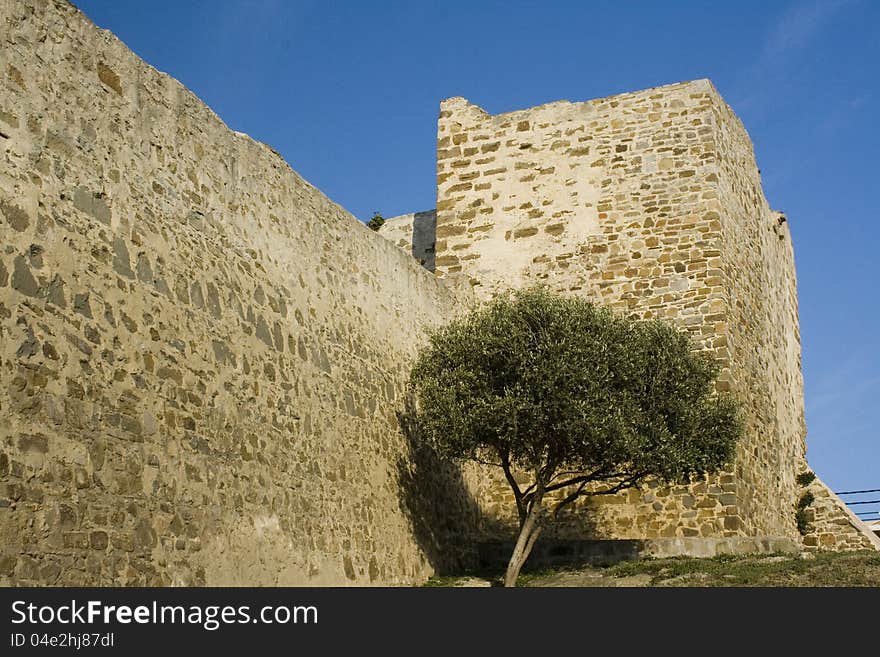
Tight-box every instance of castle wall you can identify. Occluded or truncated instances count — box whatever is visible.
[0,0,476,586]
[1,0,867,588]
[378,210,437,272]
[433,81,805,541]
[709,96,806,536]
[800,478,880,551]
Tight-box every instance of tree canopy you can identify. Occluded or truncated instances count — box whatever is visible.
[366,211,385,231]
[408,287,743,586]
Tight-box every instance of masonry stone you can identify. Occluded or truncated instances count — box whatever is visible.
[384,88,878,553]
[0,0,476,586]
[379,211,437,272]
[799,476,880,552]
[1,0,875,588]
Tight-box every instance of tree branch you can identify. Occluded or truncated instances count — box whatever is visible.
[552,480,590,518]
[499,450,527,525]
[551,471,648,518]
[543,467,619,494]
[470,456,504,468]
[522,521,544,558]
[523,463,552,514]
[504,480,546,587]
[581,472,648,497]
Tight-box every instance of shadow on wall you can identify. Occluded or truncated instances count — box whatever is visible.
[396,394,657,574]
[474,487,617,572]
[395,395,508,574]
[411,210,437,272]
[395,395,629,574]
[476,538,648,571]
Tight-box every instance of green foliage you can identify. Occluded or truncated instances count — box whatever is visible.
[366,211,385,231]
[796,471,816,487]
[795,491,815,535]
[409,287,743,494]
[797,491,815,510]
[795,509,811,535]
[409,287,744,585]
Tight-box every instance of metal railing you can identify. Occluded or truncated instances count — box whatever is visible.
[835,488,880,521]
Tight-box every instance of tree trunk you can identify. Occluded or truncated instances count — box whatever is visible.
[504,489,545,587]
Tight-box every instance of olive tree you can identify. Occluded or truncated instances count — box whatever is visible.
[408,287,743,586]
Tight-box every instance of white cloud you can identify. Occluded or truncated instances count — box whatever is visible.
[732,0,856,114]
[759,0,849,64]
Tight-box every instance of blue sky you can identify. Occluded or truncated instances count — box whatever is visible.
[74,1,879,504]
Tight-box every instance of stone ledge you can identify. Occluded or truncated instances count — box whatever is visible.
[477,536,800,570]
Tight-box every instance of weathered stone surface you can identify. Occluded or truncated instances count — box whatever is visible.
[2,0,869,589]
[477,536,800,570]
[0,0,476,587]
[389,82,817,547]
[800,477,880,552]
[378,210,437,272]
[96,62,123,96]
[1,200,30,232]
[72,187,111,225]
[11,255,38,297]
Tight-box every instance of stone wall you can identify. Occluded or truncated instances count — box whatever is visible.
[378,210,437,272]
[2,0,870,590]
[477,535,800,570]
[710,96,806,537]
[0,0,478,586]
[800,478,880,552]
[432,80,806,542]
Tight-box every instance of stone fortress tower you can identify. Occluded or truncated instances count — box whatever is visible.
[380,82,880,556]
[1,0,876,586]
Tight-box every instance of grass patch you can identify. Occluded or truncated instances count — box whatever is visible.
[596,550,880,587]
[422,550,880,587]
[423,574,475,587]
